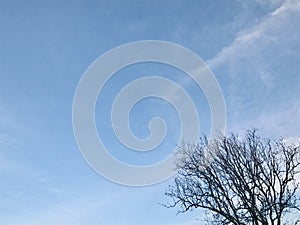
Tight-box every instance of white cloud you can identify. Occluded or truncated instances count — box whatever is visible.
[1,189,126,225]
[284,137,300,146]
[207,0,300,70]
[228,97,300,140]
[203,0,300,139]
[270,0,300,16]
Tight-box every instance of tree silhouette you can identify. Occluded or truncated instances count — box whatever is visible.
[165,129,300,225]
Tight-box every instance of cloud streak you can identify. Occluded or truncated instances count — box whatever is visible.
[207,0,300,70]
[203,0,300,139]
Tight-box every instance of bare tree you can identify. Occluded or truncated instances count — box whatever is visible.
[165,129,300,225]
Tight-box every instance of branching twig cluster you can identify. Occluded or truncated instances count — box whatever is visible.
[165,129,300,225]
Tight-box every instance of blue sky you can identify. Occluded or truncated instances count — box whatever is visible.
[0,0,300,224]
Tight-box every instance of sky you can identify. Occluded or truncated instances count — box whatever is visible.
[0,0,300,224]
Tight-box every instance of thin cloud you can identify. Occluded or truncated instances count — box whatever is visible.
[207,0,300,70]
[270,0,300,16]
[203,0,300,139]
[284,137,300,146]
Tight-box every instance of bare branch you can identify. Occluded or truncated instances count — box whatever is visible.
[165,129,300,225]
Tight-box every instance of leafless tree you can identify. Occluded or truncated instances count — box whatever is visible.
[165,129,300,225]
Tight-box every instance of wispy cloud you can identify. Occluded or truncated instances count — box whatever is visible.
[0,187,126,225]
[203,0,300,138]
[208,0,300,71]
[284,137,300,145]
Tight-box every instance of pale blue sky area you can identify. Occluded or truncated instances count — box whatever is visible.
[1,0,300,224]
